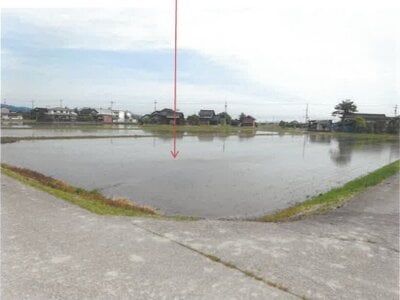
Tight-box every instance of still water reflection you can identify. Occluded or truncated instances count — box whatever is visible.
[2,134,398,218]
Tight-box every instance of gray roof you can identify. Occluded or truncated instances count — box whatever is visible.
[48,107,74,111]
[199,110,215,118]
[309,120,332,123]
[97,108,114,116]
[344,113,388,121]
[150,108,184,119]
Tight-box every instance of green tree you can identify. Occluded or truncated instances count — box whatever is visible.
[187,114,200,125]
[218,112,232,125]
[239,113,246,122]
[354,117,367,133]
[140,116,150,125]
[386,118,400,134]
[225,114,232,125]
[332,99,357,123]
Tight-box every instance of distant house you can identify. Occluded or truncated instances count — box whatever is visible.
[241,115,256,127]
[140,108,185,125]
[46,107,77,121]
[9,112,24,120]
[308,120,333,132]
[198,110,220,125]
[77,107,98,121]
[97,108,114,124]
[341,113,390,133]
[1,108,10,119]
[112,110,124,123]
[79,107,98,116]
[1,107,24,120]
[111,110,137,123]
[343,113,388,123]
[124,111,137,123]
[31,107,77,122]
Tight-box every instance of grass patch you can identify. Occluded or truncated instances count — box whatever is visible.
[140,124,258,133]
[1,164,157,217]
[1,163,200,221]
[0,137,19,144]
[260,160,400,222]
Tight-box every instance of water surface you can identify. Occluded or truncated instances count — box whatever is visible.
[2,134,398,218]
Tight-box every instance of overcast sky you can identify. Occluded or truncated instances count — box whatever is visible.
[1,0,399,121]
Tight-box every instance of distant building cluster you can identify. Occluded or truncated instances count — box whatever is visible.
[1,107,24,121]
[139,108,256,127]
[307,113,399,134]
[3,101,396,134]
[28,107,138,124]
[0,104,257,127]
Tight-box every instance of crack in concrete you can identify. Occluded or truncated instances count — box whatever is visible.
[131,222,307,300]
[316,234,400,254]
[283,225,400,254]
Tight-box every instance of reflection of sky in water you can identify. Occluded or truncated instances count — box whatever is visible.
[2,135,399,218]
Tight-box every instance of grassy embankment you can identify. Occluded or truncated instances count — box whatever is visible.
[1,163,157,217]
[0,135,156,144]
[260,160,400,222]
[140,124,259,133]
[1,164,198,221]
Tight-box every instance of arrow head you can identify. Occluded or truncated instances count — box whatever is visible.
[170,150,179,159]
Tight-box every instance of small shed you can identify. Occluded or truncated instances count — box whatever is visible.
[241,115,256,127]
[308,120,333,132]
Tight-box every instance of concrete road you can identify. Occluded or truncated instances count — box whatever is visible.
[1,174,399,299]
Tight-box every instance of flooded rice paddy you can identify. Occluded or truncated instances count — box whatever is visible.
[1,127,150,137]
[1,133,398,218]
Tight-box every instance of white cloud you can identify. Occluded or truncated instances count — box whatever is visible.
[2,0,400,120]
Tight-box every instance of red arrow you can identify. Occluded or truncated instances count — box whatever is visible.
[170,0,179,159]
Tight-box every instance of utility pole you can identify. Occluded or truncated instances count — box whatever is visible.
[110,101,114,110]
[154,100,158,111]
[31,100,35,110]
[3,98,6,105]
[170,0,179,159]
[305,103,309,124]
[59,99,63,108]
[394,104,398,117]
[224,101,227,114]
